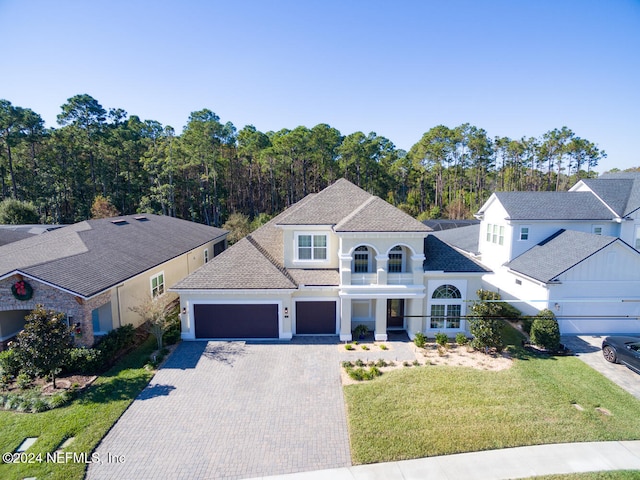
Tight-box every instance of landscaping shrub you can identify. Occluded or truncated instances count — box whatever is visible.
[95,324,136,363]
[162,305,182,345]
[15,372,33,390]
[0,349,20,378]
[65,347,102,374]
[455,332,468,345]
[520,317,534,335]
[530,309,561,351]
[414,332,426,348]
[435,332,448,347]
[345,343,354,351]
[347,366,382,381]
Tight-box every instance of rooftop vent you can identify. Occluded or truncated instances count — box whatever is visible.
[134,216,148,222]
[111,219,129,226]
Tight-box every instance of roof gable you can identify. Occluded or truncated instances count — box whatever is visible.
[506,229,618,282]
[580,173,640,216]
[423,235,489,273]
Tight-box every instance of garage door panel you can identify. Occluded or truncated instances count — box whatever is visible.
[194,304,278,338]
[296,301,336,335]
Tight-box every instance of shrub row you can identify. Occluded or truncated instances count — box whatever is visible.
[0,389,74,413]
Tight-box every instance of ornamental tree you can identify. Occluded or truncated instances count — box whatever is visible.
[13,305,73,388]
[469,289,521,353]
[130,293,177,350]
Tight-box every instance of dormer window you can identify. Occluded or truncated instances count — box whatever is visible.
[296,234,327,261]
[388,245,404,273]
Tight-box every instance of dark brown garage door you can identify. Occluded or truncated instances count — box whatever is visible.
[296,301,336,335]
[194,303,278,339]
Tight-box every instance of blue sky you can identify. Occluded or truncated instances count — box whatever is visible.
[1,0,639,172]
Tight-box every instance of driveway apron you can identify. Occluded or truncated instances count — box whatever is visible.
[86,339,351,480]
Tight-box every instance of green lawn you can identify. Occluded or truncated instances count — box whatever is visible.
[344,324,640,465]
[523,472,640,480]
[0,338,156,480]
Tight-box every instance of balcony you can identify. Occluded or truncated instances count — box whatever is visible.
[350,273,377,285]
[387,273,414,285]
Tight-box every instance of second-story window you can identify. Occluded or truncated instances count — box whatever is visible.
[353,246,370,273]
[298,234,327,260]
[388,245,404,273]
[519,226,529,241]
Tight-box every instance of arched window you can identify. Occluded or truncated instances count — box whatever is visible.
[388,245,404,273]
[432,285,461,299]
[430,284,462,329]
[353,246,370,273]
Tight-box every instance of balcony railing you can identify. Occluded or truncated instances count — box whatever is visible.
[350,273,377,285]
[387,273,414,285]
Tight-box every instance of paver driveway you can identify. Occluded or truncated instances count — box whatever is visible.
[87,339,351,480]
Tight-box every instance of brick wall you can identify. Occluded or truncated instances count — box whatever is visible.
[0,274,111,347]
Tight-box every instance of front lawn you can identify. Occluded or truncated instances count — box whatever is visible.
[344,326,640,465]
[0,337,156,480]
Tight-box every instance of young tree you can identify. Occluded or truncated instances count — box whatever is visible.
[90,194,120,219]
[13,305,73,388]
[222,212,251,244]
[469,289,520,353]
[130,293,177,350]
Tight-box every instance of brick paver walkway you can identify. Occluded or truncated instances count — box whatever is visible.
[86,339,352,480]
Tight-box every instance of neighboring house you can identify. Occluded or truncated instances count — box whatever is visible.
[0,214,227,349]
[441,172,640,336]
[0,225,63,246]
[172,179,488,341]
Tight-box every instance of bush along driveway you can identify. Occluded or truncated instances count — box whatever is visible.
[87,340,351,480]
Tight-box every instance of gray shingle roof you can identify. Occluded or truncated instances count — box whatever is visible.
[174,178,429,290]
[423,235,490,273]
[582,173,640,216]
[485,192,613,220]
[506,229,618,282]
[431,224,481,255]
[171,237,296,290]
[422,219,479,231]
[0,214,227,297]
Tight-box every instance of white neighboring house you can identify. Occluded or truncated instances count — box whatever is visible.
[172,179,489,342]
[438,172,640,336]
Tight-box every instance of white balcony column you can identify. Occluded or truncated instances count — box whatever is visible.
[376,254,389,285]
[406,297,424,340]
[340,298,352,341]
[374,298,388,341]
[411,253,426,284]
[339,253,352,285]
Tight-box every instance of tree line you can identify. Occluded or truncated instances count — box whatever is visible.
[0,94,610,226]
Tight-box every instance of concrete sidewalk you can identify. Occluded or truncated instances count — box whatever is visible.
[247,441,640,480]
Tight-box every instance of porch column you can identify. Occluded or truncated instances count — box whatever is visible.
[411,253,425,285]
[374,298,388,341]
[406,297,424,340]
[376,255,388,285]
[340,297,352,341]
[339,254,352,285]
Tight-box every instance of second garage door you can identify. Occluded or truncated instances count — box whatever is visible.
[296,301,336,335]
[194,303,279,339]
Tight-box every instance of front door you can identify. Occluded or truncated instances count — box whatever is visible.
[387,299,405,329]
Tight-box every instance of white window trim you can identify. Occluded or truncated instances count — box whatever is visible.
[150,271,165,297]
[388,246,405,273]
[204,248,210,263]
[294,232,329,263]
[353,246,372,273]
[519,226,530,241]
[591,225,604,235]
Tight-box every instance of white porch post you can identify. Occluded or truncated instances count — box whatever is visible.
[374,298,388,341]
[411,253,425,284]
[340,297,352,341]
[406,297,424,340]
[376,255,388,285]
[340,253,352,285]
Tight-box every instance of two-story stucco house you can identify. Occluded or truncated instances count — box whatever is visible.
[0,214,227,348]
[172,179,489,341]
[437,172,640,336]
